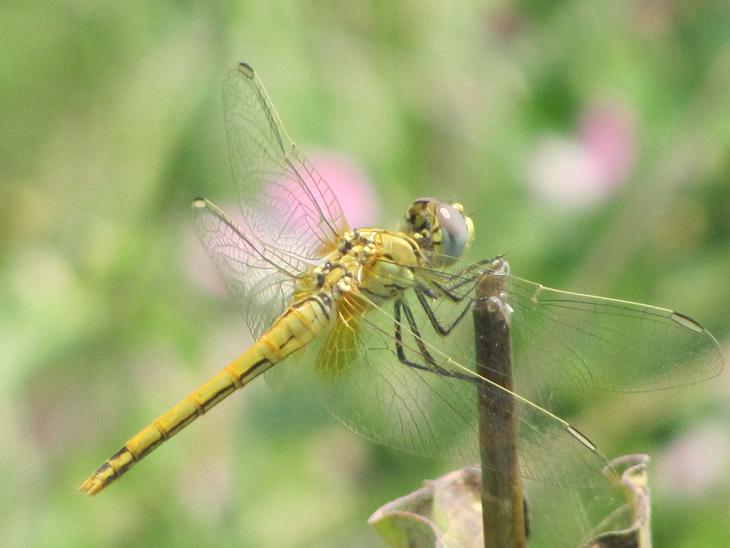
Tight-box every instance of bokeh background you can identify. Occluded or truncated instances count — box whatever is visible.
[3,2,730,546]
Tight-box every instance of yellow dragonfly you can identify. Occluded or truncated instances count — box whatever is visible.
[80,62,724,496]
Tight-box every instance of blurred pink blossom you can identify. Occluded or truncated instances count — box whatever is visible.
[580,102,636,187]
[527,101,637,209]
[302,149,380,228]
[185,150,378,296]
[262,149,379,244]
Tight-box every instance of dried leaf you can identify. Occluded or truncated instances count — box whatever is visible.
[369,455,652,548]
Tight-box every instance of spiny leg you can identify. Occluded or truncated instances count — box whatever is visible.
[394,300,433,375]
[394,300,474,383]
[428,256,505,301]
[415,285,474,336]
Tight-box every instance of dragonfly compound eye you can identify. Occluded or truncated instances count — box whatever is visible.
[434,202,474,264]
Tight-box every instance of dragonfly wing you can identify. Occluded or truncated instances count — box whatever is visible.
[417,263,724,395]
[506,275,725,392]
[192,198,302,339]
[312,289,613,488]
[223,63,350,259]
[314,307,477,462]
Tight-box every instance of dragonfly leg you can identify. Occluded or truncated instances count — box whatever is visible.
[393,300,433,374]
[430,256,505,301]
[394,300,474,383]
[426,262,485,301]
[430,272,478,301]
[415,286,474,336]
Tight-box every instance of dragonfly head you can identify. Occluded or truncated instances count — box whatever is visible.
[404,198,474,266]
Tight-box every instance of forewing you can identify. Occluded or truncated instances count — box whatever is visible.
[506,275,725,393]
[223,63,350,258]
[192,198,302,339]
[417,264,724,395]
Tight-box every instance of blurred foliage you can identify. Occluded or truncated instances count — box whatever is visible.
[2,1,729,547]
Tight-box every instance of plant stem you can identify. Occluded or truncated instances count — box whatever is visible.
[473,259,526,548]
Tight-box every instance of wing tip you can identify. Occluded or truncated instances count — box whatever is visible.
[237,62,255,78]
[670,311,705,334]
[567,424,597,452]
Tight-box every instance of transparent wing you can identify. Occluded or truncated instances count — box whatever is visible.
[307,257,723,486]
[310,291,612,488]
[223,62,350,259]
[191,198,304,339]
[506,274,724,393]
[416,262,724,398]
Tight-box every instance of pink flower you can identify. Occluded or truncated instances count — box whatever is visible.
[186,150,378,297]
[304,149,380,228]
[527,100,637,209]
[580,102,636,188]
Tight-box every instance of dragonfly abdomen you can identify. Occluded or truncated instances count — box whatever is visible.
[79,293,334,495]
[257,293,334,360]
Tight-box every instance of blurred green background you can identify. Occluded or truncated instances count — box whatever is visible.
[3,1,730,546]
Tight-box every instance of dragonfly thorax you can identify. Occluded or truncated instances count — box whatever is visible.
[313,229,421,304]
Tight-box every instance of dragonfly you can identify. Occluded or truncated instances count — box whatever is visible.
[80,62,724,496]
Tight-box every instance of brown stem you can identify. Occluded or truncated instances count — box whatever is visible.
[473,258,526,548]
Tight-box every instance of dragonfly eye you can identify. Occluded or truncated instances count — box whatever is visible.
[434,202,474,264]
